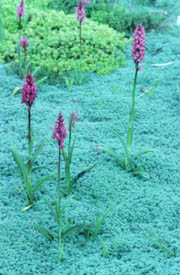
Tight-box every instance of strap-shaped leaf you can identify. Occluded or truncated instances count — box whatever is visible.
[36,76,48,86]
[10,146,28,183]
[31,137,48,165]
[69,136,76,164]
[62,149,68,162]
[143,227,176,257]
[32,173,55,192]
[31,166,49,172]
[72,162,97,185]
[93,201,117,239]
[99,147,125,168]
[44,199,58,223]
[109,128,127,157]
[132,149,155,160]
[131,167,150,179]
[62,224,93,241]
[33,224,55,241]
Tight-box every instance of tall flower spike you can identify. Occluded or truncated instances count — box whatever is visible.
[17,0,25,19]
[21,73,37,111]
[20,36,28,52]
[53,113,67,150]
[132,24,145,65]
[76,1,85,24]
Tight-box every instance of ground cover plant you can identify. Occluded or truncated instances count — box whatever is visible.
[1,0,180,273]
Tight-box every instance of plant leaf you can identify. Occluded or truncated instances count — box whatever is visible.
[44,199,58,223]
[36,76,48,86]
[132,149,155,160]
[62,224,93,241]
[31,137,48,165]
[99,147,125,168]
[131,167,150,179]
[69,136,76,164]
[72,162,97,185]
[33,224,55,241]
[10,146,28,183]
[32,174,55,192]
[109,128,127,156]
[31,166,49,172]
[62,149,68,162]
[93,201,117,239]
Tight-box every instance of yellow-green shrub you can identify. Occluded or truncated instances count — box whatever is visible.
[1,1,130,75]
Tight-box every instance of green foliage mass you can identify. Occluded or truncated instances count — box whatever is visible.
[47,1,166,35]
[88,4,166,35]
[0,1,129,75]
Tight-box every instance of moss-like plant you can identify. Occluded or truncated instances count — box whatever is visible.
[1,1,129,75]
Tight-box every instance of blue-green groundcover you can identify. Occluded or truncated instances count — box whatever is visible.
[1,26,180,274]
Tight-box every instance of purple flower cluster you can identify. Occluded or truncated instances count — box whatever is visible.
[76,1,85,24]
[17,0,25,19]
[21,73,37,111]
[132,24,145,65]
[20,36,28,52]
[53,113,67,150]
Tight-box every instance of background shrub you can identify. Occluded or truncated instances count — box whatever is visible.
[47,0,167,35]
[1,1,129,76]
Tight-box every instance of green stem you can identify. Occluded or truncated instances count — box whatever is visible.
[79,21,82,57]
[65,164,71,194]
[18,17,22,30]
[28,108,31,172]
[27,108,33,204]
[126,63,139,168]
[58,148,63,261]
[66,123,72,194]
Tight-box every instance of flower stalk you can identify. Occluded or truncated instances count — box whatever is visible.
[53,112,67,261]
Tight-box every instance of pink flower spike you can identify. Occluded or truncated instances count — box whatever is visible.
[84,0,90,4]
[20,36,28,52]
[132,24,145,65]
[17,0,25,19]
[76,1,85,24]
[21,73,37,111]
[53,112,67,150]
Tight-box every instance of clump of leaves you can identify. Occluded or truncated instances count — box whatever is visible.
[1,2,129,76]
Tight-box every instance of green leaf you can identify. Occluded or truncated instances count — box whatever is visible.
[72,162,97,185]
[44,199,58,223]
[99,147,125,168]
[61,194,74,213]
[93,201,117,240]
[36,76,48,86]
[132,149,155,160]
[109,128,127,157]
[10,146,28,183]
[143,227,176,257]
[62,224,93,241]
[31,137,48,165]
[62,149,68,162]
[69,136,76,164]
[12,86,21,97]
[131,167,150,179]
[33,224,55,241]
[31,166,49,172]
[32,173,55,192]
